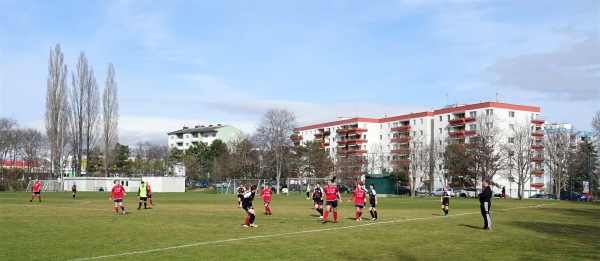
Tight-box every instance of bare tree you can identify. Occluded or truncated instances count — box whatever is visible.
[70,52,100,176]
[254,108,296,194]
[408,136,433,196]
[102,63,119,177]
[471,114,506,183]
[545,128,572,194]
[45,44,69,177]
[504,120,534,199]
[21,128,47,173]
[592,110,600,135]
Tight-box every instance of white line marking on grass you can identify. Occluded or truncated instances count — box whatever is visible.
[68,202,556,261]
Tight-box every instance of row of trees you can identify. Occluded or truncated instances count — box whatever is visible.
[44,43,119,177]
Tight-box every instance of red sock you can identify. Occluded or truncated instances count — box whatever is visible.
[265,206,269,213]
[245,216,250,225]
[30,195,34,200]
[267,206,271,213]
[323,210,329,221]
[150,199,153,205]
[115,207,119,214]
[38,196,41,202]
[356,211,359,219]
[333,212,338,221]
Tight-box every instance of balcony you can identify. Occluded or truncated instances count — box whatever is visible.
[391,125,411,133]
[449,130,477,138]
[531,169,544,177]
[390,148,411,155]
[531,144,544,151]
[531,157,544,164]
[531,132,544,138]
[391,136,411,143]
[290,134,303,142]
[391,159,411,165]
[314,132,324,138]
[345,139,368,145]
[337,149,368,156]
[448,117,477,126]
[531,119,545,126]
[530,183,544,188]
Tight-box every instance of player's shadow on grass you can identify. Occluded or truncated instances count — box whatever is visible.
[458,224,481,229]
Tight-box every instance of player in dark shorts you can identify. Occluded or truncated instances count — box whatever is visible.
[71,181,77,199]
[368,184,378,221]
[322,177,341,224]
[441,187,451,216]
[311,182,324,218]
[241,184,258,227]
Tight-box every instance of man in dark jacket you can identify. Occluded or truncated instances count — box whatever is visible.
[477,180,492,230]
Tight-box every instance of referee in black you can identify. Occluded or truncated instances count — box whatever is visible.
[477,179,492,230]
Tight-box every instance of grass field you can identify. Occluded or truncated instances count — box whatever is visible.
[1,190,599,261]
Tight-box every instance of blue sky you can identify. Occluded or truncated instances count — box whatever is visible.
[1,0,599,146]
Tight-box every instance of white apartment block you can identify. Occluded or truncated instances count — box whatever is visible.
[293,101,545,195]
[167,124,243,151]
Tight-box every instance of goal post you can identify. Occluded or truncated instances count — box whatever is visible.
[286,178,329,195]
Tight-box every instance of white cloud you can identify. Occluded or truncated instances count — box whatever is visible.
[487,37,600,100]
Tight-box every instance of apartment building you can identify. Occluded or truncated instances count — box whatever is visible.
[167,124,243,151]
[293,101,545,194]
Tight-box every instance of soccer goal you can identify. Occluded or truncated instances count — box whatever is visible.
[26,180,62,192]
[216,179,269,195]
[286,178,329,195]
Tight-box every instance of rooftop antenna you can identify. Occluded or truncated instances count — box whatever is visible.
[446,93,448,105]
[496,92,499,102]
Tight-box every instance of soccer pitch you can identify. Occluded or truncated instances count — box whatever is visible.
[1,190,599,261]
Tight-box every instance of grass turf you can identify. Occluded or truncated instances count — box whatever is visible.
[0,190,599,261]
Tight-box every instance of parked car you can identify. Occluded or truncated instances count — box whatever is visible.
[394,185,411,195]
[415,187,429,195]
[456,187,477,198]
[337,184,354,194]
[213,182,229,189]
[431,187,454,196]
[546,194,557,200]
[559,191,588,201]
[529,194,553,200]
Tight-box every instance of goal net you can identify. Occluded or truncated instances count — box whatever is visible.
[286,178,329,195]
[216,179,268,195]
[26,180,62,192]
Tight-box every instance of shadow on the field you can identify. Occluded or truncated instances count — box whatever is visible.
[508,220,600,245]
[458,224,481,229]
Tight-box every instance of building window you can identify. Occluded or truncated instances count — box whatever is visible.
[439,128,442,133]
[380,135,382,140]
[413,119,416,125]
[420,119,423,124]
[412,131,416,136]
[213,134,216,137]
[469,124,477,130]
[486,109,494,115]
[509,111,515,117]
[185,143,189,146]
[469,111,477,117]
[439,140,442,145]
[508,137,515,143]
[486,122,493,128]
[447,115,450,120]
[509,124,515,131]
[170,136,174,139]
[439,116,442,121]
[420,130,423,135]
[439,164,443,170]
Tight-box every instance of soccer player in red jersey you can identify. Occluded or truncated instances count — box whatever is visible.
[322,177,341,224]
[260,184,273,215]
[109,180,127,215]
[146,182,153,206]
[29,179,42,202]
[347,183,366,221]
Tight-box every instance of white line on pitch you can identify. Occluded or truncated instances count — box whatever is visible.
[68,202,555,261]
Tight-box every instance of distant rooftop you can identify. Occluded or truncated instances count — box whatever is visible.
[167,124,226,135]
